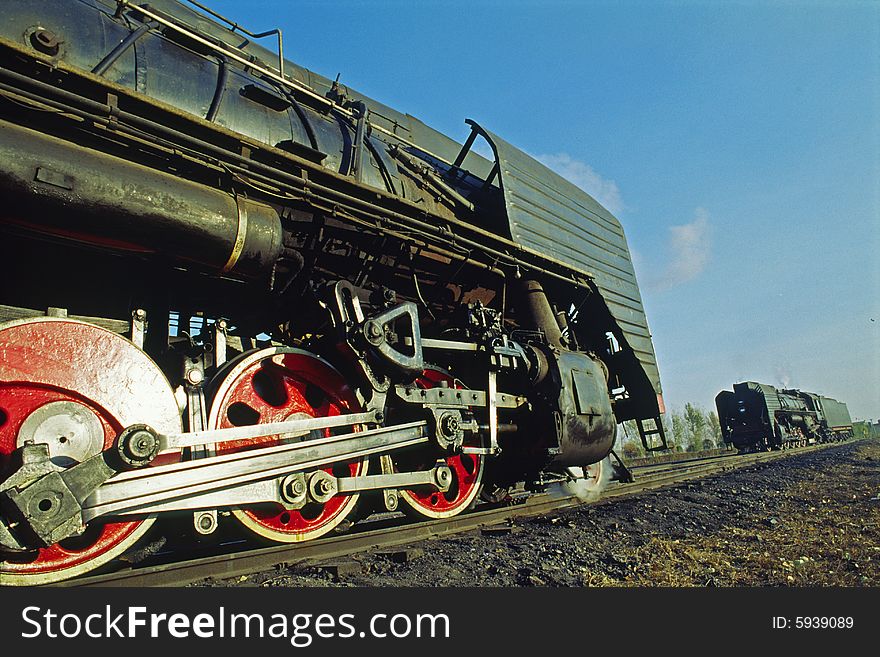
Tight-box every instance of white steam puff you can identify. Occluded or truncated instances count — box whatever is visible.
[535,152,624,216]
[650,207,712,291]
[775,364,792,389]
[548,459,613,503]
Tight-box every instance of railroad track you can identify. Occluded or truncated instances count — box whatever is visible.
[52,441,849,587]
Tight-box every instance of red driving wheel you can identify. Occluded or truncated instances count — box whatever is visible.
[209,348,367,542]
[0,318,181,585]
[397,369,484,518]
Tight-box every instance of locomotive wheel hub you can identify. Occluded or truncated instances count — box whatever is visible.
[16,400,104,466]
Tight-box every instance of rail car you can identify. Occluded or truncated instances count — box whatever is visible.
[0,0,668,584]
[715,382,853,452]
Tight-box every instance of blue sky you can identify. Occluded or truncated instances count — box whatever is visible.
[202,0,879,420]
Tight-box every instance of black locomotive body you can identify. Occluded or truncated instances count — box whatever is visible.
[715,382,853,452]
[0,0,667,584]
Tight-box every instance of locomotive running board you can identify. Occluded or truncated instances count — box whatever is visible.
[81,421,429,521]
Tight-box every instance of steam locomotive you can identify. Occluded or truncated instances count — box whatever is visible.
[0,0,667,584]
[715,382,853,452]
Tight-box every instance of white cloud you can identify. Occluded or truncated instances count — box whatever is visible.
[535,152,624,216]
[650,207,712,291]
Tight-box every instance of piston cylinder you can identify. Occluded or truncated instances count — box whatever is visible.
[547,349,617,467]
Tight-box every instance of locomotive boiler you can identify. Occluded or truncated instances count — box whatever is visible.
[715,382,852,452]
[0,0,666,584]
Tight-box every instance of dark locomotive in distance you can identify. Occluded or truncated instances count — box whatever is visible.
[715,382,853,453]
[0,0,668,584]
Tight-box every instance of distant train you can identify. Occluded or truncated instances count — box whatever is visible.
[715,382,853,452]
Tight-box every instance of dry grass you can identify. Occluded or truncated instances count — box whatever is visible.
[600,443,880,586]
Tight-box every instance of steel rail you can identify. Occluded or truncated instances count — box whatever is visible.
[50,440,853,588]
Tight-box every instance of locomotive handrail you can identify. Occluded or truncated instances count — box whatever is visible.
[183,0,285,79]
[114,0,460,170]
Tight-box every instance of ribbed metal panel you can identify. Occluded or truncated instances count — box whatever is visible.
[740,382,781,417]
[818,397,852,429]
[476,126,661,393]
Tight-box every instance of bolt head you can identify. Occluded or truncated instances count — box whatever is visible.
[129,431,157,456]
[31,28,60,55]
[186,369,204,385]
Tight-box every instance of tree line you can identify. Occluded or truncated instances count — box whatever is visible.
[618,403,725,458]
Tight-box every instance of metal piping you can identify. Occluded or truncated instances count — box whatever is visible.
[114,0,457,167]
[91,21,156,76]
[0,65,588,289]
[183,0,284,79]
[205,56,228,122]
[519,280,564,349]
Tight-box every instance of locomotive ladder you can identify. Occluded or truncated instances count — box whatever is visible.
[637,416,669,451]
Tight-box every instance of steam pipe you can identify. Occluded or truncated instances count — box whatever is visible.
[519,279,564,350]
[91,21,156,76]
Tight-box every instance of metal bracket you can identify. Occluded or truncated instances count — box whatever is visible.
[213,319,228,367]
[328,279,365,330]
[183,356,209,457]
[0,432,145,548]
[361,302,424,377]
[394,385,527,409]
[183,351,217,535]
[379,454,398,511]
[488,370,500,454]
[327,280,424,376]
[326,280,390,407]
[489,336,527,371]
[194,509,218,535]
[131,308,146,349]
